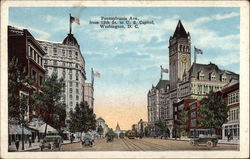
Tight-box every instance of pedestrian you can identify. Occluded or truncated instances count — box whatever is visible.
[28,136,32,147]
[227,131,231,142]
[15,139,20,151]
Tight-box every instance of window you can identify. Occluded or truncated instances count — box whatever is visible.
[76,89,79,94]
[32,70,37,83]
[62,62,65,66]
[191,119,197,127]
[228,91,239,105]
[70,94,72,99]
[221,74,227,82]
[69,50,72,58]
[210,72,216,81]
[69,74,72,80]
[44,46,47,52]
[229,109,239,121]
[69,82,72,87]
[76,64,78,68]
[53,48,57,55]
[76,83,78,87]
[39,75,43,86]
[75,52,78,59]
[76,95,79,100]
[70,101,73,106]
[53,60,57,66]
[29,46,32,57]
[70,88,72,93]
[69,69,72,74]
[178,104,184,110]
[190,102,196,110]
[191,111,196,118]
[62,69,66,78]
[199,71,205,80]
[62,49,65,56]
[76,74,78,81]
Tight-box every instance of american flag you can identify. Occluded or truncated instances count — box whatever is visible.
[194,47,203,54]
[94,72,101,78]
[70,16,80,25]
[162,68,169,73]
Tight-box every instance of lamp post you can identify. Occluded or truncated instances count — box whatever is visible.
[20,95,28,151]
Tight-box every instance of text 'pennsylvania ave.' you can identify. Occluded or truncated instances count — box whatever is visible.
[89,16,155,29]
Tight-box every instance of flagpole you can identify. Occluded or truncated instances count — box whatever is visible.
[91,68,94,86]
[160,65,162,80]
[194,46,197,64]
[69,13,72,34]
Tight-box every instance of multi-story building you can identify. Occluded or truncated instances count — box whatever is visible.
[37,33,86,121]
[138,119,148,136]
[147,20,239,138]
[84,82,94,109]
[220,79,239,140]
[147,79,170,135]
[8,25,46,121]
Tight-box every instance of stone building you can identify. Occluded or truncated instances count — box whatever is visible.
[84,82,94,109]
[147,20,239,138]
[37,33,86,121]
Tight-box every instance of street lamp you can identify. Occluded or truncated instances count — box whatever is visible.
[20,95,28,150]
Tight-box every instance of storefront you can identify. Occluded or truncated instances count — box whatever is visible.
[222,122,239,140]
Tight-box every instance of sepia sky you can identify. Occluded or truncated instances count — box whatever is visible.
[9,7,240,130]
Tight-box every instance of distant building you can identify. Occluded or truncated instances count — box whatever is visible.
[84,82,94,109]
[147,20,239,138]
[37,32,86,121]
[96,117,108,136]
[138,119,148,136]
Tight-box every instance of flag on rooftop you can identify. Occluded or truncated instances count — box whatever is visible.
[194,47,203,54]
[70,16,80,25]
[162,68,169,73]
[94,72,101,78]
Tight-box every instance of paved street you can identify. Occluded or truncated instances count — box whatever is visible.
[34,138,239,151]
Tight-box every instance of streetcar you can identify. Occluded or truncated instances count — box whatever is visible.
[127,130,136,139]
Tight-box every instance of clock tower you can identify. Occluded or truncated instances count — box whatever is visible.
[169,20,191,89]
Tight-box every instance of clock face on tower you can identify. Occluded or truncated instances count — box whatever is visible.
[181,55,187,63]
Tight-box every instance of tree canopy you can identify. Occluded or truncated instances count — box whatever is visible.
[155,119,168,135]
[68,101,96,134]
[175,107,188,137]
[199,91,228,130]
[32,73,66,135]
[8,57,32,123]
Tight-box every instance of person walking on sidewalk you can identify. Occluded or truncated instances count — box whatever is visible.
[15,139,20,151]
[28,136,32,147]
[227,131,231,142]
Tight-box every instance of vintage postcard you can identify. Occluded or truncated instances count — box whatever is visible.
[0,0,249,158]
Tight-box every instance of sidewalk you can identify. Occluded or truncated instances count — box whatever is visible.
[8,139,81,152]
[218,139,239,145]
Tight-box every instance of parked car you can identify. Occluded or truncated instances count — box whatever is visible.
[190,135,218,147]
[40,135,63,151]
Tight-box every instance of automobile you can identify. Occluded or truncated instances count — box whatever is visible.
[82,134,93,147]
[40,135,63,151]
[190,135,218,147]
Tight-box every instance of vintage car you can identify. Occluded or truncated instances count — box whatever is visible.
[190,135,218,147]
[82,134,93,147]
[40,135,63,151]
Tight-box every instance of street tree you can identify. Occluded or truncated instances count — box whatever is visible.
[175,108,188,138]
[32,73,66,136]
[198,91,228,134]
[8,56,32,123]
[68,101,96,140]
[155,119,168,136]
